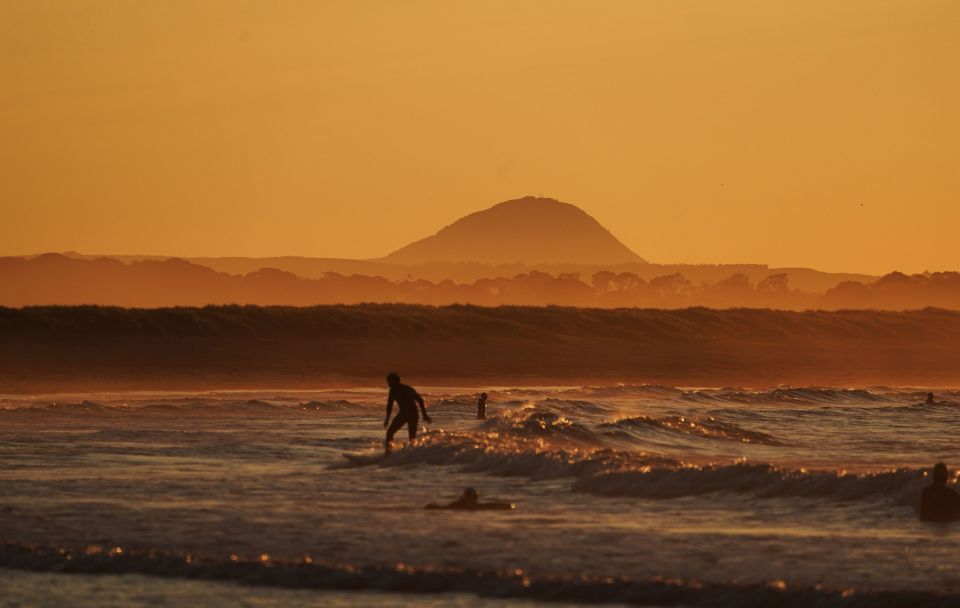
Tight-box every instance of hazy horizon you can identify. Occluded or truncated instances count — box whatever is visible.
[3,192,956,278]
[3,2,958,274]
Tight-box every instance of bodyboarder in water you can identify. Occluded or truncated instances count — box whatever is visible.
[384,373,431,453]
[425,487,515,511]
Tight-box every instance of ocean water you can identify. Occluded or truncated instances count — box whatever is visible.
[2,385,960,607]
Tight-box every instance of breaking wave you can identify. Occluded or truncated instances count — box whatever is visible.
[478,408,599,444]
[600,415,783,445]
[574,462,926,505]
[370,427,927,506]
[469,407,784,450]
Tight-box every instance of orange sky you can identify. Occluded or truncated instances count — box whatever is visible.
[1,1,958,274]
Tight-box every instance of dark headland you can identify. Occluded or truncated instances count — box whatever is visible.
[381,196,645,265]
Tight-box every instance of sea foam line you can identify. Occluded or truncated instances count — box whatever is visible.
[0,543,953,607]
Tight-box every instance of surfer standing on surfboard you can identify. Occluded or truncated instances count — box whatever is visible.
[384,373,431,453]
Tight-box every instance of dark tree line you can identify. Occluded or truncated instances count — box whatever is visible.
[2,254,959,310]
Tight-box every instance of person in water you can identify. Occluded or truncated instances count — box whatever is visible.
[920,462,960,521]
[425,487,515,510]
[477,392,488,419]
[384,373,431,453]
[926,392,936,405]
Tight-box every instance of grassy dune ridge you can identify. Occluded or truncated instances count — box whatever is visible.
[2,304,959,392]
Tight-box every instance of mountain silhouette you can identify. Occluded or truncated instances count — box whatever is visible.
[382,196,645,265]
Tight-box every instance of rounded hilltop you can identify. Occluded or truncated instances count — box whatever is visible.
[382,196,645,265]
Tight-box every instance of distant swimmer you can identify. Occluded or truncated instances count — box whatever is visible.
[384,373,431,453]
[920,462,960,521]
[926,392,936,405]
[477,392,488,419]
[425,487,515,511]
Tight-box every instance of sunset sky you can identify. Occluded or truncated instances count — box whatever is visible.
[2,1,957,274]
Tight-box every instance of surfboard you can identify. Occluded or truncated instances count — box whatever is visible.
[342,451,389,466]
[425,502,516,511]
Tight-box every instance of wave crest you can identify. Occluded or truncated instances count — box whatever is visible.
[685,387,893,405]
[601,415,783,445]
[574,462,925,504]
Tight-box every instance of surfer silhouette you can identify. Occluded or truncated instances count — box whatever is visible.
[384,373,430,453]
[477,392,488,419]
[920,462,960,521]
[926,392,936,405]
[425,487,515,511]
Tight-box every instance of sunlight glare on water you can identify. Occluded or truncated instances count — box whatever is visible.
[2,385,960,606]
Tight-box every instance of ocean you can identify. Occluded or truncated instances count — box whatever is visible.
[2,385,960,607]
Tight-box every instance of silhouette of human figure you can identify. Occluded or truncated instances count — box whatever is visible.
[926,392,936,405]
[477,392,488,419]
[384,373,430,453]
[920,462,960,521]
[425,487,515,510]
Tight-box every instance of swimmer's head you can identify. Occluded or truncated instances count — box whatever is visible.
[480,392,488,399]
[386,373,400,388]
[933,462,948,485]
[462,487,479,504]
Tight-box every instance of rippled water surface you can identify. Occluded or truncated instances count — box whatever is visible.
[2,385,960,606]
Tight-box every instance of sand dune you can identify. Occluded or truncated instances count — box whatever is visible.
[2,304,959,392]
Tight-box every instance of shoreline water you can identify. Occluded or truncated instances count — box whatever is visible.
[1,546,953,608]
[3,385,960,606]
[0,567,607,608]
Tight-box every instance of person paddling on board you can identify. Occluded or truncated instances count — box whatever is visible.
[384,373,430,453]
[425,487,515,510]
